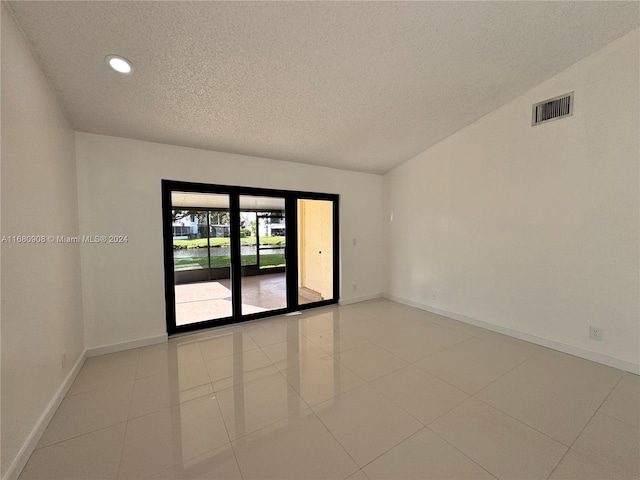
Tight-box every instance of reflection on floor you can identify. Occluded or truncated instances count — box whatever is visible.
[22,299,639,480]
[175,272,288,326]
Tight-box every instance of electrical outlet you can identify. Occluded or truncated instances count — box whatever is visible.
[353,284,357,292]
[589,326,603,341]
[352,238,357,246]
[431,291,437,300]
[61,350,66,368]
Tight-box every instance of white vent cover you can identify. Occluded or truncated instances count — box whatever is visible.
[532,92,574,126]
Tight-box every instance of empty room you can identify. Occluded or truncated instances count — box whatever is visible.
[1,2,639,479]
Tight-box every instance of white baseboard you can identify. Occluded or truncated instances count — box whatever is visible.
[383,293,640,375]
[86,333,168,357]
[339,293,382,306]
[3,349,87,480]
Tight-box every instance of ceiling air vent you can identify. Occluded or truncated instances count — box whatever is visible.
[532,92,573,126]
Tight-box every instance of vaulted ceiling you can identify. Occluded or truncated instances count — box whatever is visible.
[7,1,639,173]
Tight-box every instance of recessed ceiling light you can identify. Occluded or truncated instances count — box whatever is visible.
[106,55,135,74]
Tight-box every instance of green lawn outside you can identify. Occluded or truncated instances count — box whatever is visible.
[173,236,285,248]
[174,253,285,271]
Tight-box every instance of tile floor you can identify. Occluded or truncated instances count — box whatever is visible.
[19,299,639,479]
[175,273,312,326]
[175,273,289,326]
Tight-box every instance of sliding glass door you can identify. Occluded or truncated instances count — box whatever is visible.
[239,195,288,315]
[163,181,339,335]
[171,193,233,326]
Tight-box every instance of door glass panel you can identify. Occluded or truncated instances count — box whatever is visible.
[297,199,334,305]
[171,192,232,325]
[239,195,287,315]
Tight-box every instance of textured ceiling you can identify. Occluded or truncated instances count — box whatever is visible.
[7,1,640,174]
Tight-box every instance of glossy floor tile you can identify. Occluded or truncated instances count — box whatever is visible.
[232,410,358,479]
[571,412,640,478]
[298,308,370,334]
[20,299,639,480]
[312,385,423,466]
[198,329,259,362]
[345,471,370,480]
[167,338,206,368]
[548,450,627,480]
[415,337,534,394]
[281,355,366,406]
[372,323,471,362]
[205,348,272,384]
[334,343,408,382]
[370,365,469,425]
[363,428,495,479]
[243,319,303,347]
[119,395,230,479]
[67,348,139,395]
[598,372,640,427]
[421,312,487,336]
[430,398,567,479]
[215,372,309,440]
[128,365,214,419]
[136,342,199,379]
[307,325,370,354]
[37,381,133,448]
[261,336,329,371]
[516,349,624,410]
[475,371,595,445]
[20,424,126,480]
[149,444,242,480]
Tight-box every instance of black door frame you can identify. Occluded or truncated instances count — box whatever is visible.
[162,179,340,336]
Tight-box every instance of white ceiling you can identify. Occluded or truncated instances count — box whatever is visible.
[172,192,285,211]
[8,1,639,174]
[172,192,230,209]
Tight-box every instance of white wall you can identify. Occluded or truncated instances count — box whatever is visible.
[75,133,383,349]
[384,28,640,370]
[1,5,85,477]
